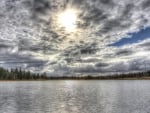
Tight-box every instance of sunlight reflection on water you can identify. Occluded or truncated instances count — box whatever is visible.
[0,80,150,113]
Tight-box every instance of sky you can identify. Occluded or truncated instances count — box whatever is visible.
[0,0,150,76]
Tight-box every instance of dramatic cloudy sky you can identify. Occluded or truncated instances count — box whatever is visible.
[0,0,150,76]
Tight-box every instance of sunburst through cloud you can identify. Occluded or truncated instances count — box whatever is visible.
[57,9,77,32]
[0,0,150,76]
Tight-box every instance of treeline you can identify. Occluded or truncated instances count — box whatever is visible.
[0,66,150,80]
[0,67,48,80]
[48,71,150,80]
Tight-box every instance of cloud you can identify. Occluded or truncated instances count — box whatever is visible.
[115,49,134,56]
[0,0,150,76]
[142,0,150,9]
[95,62,110,67]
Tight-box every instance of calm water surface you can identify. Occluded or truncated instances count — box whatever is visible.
[0,80,150,113]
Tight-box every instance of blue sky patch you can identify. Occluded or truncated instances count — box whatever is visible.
[110,27,150,47]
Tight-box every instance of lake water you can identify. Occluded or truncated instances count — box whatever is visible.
[0,80,150,113]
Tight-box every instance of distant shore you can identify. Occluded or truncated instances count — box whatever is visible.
[1,76,150,81]
[0,67,150,81]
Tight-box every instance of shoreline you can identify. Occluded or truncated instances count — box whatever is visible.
[0,77,150,81]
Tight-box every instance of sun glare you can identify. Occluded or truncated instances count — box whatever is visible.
[58,9,77,32]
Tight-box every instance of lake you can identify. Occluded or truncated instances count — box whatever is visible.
[0,80,150,113]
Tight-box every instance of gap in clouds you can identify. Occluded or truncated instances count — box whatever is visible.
[110,27,150,47]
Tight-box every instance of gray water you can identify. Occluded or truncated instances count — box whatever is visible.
[0,80,150,113]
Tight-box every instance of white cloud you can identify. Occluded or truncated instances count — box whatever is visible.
[0,0,150,76]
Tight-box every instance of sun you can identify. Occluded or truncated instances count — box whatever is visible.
[58,9,77,32]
